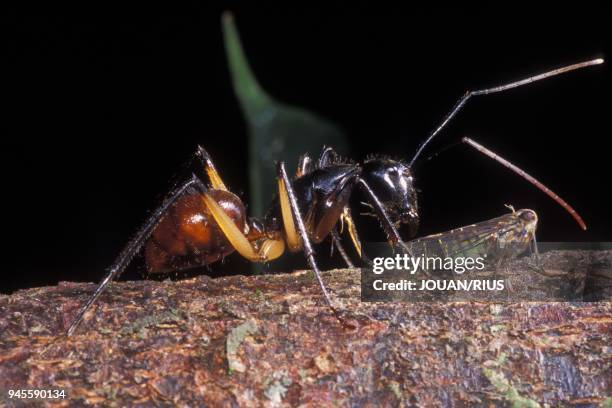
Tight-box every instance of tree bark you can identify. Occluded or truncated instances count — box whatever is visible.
[0,250,610,407]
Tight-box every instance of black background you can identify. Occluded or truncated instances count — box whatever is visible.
[3,4,609,293]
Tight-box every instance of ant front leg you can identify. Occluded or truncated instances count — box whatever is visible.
[67,174,206,336]
[330,229,354,268]
[357,178,413,257]
[331,206,367,267]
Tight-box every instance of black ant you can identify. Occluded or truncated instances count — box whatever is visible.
[67,58,601,335]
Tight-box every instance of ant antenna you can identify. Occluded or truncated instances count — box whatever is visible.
[463,137,587,230]
[410,58,604,167]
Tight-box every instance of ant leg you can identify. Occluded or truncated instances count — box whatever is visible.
[196,146,289,260]
[410,58,603,166]
[357,178,412,256]
[331,205,367,267]
[340,207,362,259]
[196,145,228,191]
[330,229,354,268]
[277,161,334,309]
[67,174,204,336]
[200,190,285,263]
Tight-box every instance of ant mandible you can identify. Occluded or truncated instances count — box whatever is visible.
[67,58,602,335]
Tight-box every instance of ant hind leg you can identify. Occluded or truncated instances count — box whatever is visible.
[67,174,206,336]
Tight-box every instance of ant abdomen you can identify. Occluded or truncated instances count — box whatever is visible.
[144,189,247,273]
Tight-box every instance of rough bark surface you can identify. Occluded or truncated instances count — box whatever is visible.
[0,250,610,407]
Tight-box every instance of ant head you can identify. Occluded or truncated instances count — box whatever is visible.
[362,157,419,236]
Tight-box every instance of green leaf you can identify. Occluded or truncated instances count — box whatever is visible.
[222,11,349,217]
